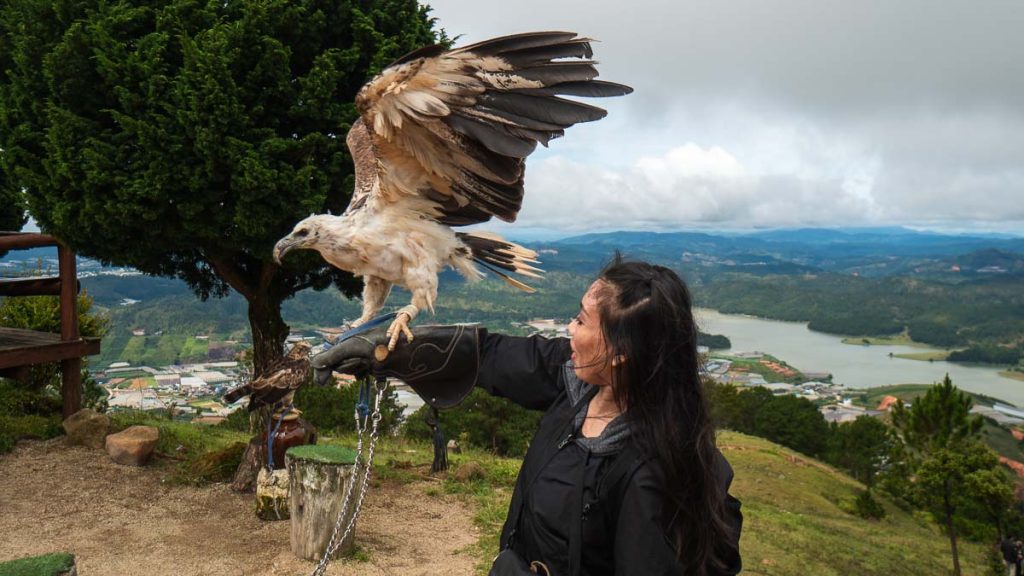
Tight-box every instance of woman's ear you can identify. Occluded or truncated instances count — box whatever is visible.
[611,354,627,367]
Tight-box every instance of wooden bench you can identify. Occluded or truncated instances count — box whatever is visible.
[0,232,101,418]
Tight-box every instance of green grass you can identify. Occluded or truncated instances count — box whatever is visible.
[101,334,218,367]
[286,444,357,464]
[893,350,952,361]
[980,419,1024,463]
[720,431,989,575]
[841,334,934,348]
[715,354,804,383]
[180,336,210,361]
[999,370,1024,382]
[849,383,1010,409]
[0,553,74,576]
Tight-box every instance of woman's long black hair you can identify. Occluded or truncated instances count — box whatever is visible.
[595,254,735,574]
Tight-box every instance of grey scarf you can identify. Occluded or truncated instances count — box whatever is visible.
[563,362,631,455]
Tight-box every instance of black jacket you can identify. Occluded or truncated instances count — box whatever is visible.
[478,331,743,576]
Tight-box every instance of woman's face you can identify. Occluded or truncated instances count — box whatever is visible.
[568,281,615,386]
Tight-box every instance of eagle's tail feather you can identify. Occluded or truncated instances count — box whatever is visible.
[457,231,544,293]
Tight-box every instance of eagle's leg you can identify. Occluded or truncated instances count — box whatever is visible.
[385,273,437,351]
[350,276,393,329]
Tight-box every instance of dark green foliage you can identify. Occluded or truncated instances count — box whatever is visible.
[220,403,252,432]
[0,177,26,253]
[827,416,895,486]
[0,379,64,453]
[293,379,403,436]
[0,0,443,373]
[891,374,983,455]
[751,394,832,458]
[404,388,543,457]
[949,344,1024,366]
[697,332,731,350]
[853,489,887,520]
[707,382,830,458]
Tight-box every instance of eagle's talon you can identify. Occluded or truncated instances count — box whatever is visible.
[386,312,415,351]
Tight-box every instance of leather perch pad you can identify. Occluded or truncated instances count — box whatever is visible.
[310,324,481,410]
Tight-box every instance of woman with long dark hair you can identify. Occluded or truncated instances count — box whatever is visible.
[314,254,742,575]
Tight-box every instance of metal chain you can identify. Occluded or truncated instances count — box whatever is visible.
[311,377,387,576]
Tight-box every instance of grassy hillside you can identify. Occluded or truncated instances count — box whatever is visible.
[389,429,994,575]
[720,431,990,575]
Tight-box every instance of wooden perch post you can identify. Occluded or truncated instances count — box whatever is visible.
[287,444,360,561]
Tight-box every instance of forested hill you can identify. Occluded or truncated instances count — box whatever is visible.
[10,227,1018,369]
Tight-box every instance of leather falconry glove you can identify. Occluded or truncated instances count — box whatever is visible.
[310,324,480,410]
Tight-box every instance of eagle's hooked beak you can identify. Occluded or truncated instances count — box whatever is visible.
[273,236,297,265]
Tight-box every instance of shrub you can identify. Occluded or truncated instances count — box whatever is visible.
[294,380,403,436]
[854,489,887,520]
[403,388,542,457]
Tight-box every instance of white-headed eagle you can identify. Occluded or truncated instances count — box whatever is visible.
[273,32,632,350]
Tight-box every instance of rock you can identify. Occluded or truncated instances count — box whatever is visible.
[453,461,485,482]
[447,439,461,454]
[62,409,111,449]
[105,425,160,466]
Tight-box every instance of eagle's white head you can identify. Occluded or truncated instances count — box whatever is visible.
[273,214,341,264]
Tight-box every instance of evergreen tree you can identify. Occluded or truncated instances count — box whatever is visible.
[0,0,443,374]
[914,442,1009,576]
[890,374,983,455]
[889,375,1003,576]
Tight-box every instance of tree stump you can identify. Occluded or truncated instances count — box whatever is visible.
[286,444,360,561]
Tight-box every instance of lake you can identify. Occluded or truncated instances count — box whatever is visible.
[695,308,1024,406]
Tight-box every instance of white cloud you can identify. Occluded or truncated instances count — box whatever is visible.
[429,0,1024,233]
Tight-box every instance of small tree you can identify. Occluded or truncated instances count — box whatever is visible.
[889,375,998,576]
[914,442,1009,576]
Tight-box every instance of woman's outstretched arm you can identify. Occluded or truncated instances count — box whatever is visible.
[477,329,571,411]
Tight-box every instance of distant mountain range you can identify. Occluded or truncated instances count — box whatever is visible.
[535,227,1024,278]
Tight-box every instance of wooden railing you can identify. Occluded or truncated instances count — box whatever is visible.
[0,232,101,418]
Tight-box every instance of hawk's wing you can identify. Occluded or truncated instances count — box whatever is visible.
[344,32,632,226]
[222,353,310,410]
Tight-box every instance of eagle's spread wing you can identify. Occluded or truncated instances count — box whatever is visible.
[345,31,632,226]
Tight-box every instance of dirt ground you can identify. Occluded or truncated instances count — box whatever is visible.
[0,438,479,575]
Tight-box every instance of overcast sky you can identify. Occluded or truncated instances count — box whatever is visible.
[427,0,1024,234]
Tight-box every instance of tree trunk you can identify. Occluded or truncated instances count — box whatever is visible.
[247,291,289,377]
[231,435,264,493]
[945,494,961,576]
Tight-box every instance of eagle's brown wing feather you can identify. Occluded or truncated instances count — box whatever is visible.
[345,32,632,226]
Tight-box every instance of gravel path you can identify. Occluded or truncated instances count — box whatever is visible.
[0,438,478,575]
